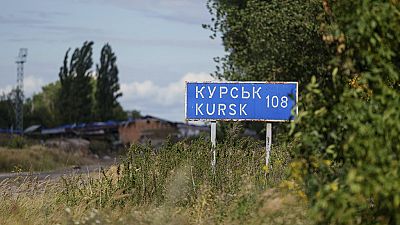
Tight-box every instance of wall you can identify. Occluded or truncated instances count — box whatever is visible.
[118,118,177,145]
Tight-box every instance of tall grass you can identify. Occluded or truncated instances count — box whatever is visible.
[57,134,304,224]
[61,137,263,207]
[0,145,94,172]
[0,134,308,224]
[0,176,65,225]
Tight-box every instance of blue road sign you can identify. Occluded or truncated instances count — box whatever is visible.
[185,82,298,121]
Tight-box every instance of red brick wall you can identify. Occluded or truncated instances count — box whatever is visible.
[118,118,176,144]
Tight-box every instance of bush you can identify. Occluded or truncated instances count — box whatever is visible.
[7,136,26,149]
[89,140,111,156]
[291,1,400,224]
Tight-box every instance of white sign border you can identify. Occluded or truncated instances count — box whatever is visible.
[184,81,298,122]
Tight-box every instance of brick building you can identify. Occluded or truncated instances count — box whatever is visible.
[118,116,179,146]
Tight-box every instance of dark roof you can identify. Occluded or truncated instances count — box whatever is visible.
[0,129,22,134]
[7,116,179,136]
[121,115,176,126]
[142,115,174,123]
[41,120,120,135]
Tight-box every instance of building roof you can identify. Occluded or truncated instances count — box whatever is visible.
[24,125,42,133]
[0,128,22,134]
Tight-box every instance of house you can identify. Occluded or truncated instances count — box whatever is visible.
[24,125,42,137]
[17,115,219,149]
[118,115,179,146]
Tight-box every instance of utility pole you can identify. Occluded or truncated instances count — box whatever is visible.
[15,48,27,134]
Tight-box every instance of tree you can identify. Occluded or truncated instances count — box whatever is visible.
[58,41,94,123]
[24,82,61,128]
[209,0,400,223]
[58,48,73,123]
[206,0,331,86]
[291,1,400,224]
[94,44,123,121]
[206,0,333,136]
[0,92,15,129]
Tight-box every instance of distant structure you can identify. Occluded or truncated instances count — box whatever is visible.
[15,48,28,134]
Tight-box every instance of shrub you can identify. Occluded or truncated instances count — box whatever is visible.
[7,136,26,149]
[89,140,111,156]
[291,1,400,224]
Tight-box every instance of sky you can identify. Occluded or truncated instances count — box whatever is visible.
[0,0,223,122]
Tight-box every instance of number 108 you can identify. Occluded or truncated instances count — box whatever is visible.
[266,95,288,108]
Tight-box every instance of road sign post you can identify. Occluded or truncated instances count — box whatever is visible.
[211,121,217,173]
[265,123,272,175]
[185,82,298,172]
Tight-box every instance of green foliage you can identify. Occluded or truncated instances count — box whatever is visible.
[6,136,26,149]
[58,48,74,123]
[60,136,292,209]
[0,172,308,225]
[209,0,400,223]
[126,109,142,119]
[2,42,128,129]
[0,136,299,224]
[95,44,123,121]
[57,42,128,124]
[112,104,128,121]
[291,1,400,224]
[0,92,15,128]
[24,82,61,128]
[58,41,94,123]
[206,0,330,84]
[89,140,111,156]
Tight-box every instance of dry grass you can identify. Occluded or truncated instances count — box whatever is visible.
[0,174,309,225]
[0,138,310,224]
[0,176,65,225]
[0,145,95,173]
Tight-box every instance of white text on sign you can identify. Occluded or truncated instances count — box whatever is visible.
[196,86,262,99]
[186,82,298,121]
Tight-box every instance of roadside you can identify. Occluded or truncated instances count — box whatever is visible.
[0,142,122,181]
[0,159,116,181]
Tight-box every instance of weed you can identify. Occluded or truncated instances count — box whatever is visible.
[0,145,95,172]
[60,136,293,210]
[0,136,304,224]
[7,136,26,149]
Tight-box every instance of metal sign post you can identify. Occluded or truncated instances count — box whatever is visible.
[265,123,272,173]
[211,121,217,173]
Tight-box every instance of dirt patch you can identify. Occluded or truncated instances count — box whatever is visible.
[44,138,91,156]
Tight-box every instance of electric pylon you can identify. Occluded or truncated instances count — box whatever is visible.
[15,48,27,134]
